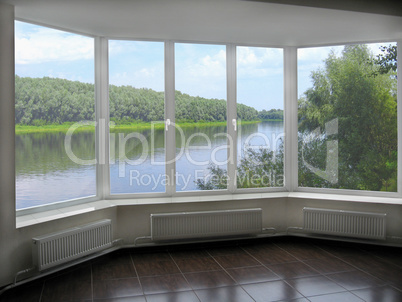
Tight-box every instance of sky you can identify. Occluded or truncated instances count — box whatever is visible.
[15,20,396,112]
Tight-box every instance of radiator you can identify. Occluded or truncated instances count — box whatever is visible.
[32,219,112,271]
[150,208,262,241]
[303,207,386,240]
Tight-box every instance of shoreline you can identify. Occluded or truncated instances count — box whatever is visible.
[15,120,283,135]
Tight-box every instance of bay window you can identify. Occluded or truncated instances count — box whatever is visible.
[15,19,400,215]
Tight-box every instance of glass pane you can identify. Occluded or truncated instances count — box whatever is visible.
[298,43,397,191]
[175,43,227,191]
[236,46,284,188]
[15,21,96,209]
[109,40,165,194]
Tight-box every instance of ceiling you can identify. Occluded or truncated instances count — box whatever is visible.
[248,0,402,17]
[1,0,402,46]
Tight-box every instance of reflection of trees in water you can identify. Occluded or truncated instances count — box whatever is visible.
[16,122,285,183]
[16,131,95,176]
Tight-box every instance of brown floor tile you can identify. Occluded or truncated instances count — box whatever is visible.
[207,245,246,256]
[92,253,137,280]
[341,253,390,272]
[303,257,355,274]
[267,261,320,279]
[140,274,191,295]
[175,256,221,273]
[286,276,346,297]
[184,270,236,290]
[352,285,402,302]
[41,266,92,302]
[134,259,180,277]
[196,285,254,302]
[307,291,364,302]
[93,277,143,299]
[242,280,303,302]
[0,283,43,302]
[93,296,146,302]
[241,241,277,253]
[213,253,260,269]
[326,270,386,290]
[360,245,402,268]
[226,265,280,284]
[146,290,200,302]
[248,245,299,265]
[342,254,402,289]
[278,242,332,260]
[131,251,171,262]
[321,244,369,258]
[169,249,210,260]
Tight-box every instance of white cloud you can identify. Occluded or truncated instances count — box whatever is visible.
[237,47,282,66]
[237,47,283,78]
[297,46,338,63]
[15,26,94,64]
[188,49,226,78]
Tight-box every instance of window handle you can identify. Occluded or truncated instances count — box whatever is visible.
[232,118,237,131]
[165,119,171,131]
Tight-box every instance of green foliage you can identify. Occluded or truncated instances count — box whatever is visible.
[298,44,397,191]
[258,109,283,121]
[15,76,262,125]
[196,144,284,190]
[373,44,397,76]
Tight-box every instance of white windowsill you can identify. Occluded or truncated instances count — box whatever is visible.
[16,192,402,228]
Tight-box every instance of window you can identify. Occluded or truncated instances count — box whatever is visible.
[298,43,397,192]
[175,43,228,191]
[236,46,284,189]
[15,21,96,210]
[108,40,165,194]
[15,20,400,214]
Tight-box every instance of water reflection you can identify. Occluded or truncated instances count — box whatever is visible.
[16,121,284,209]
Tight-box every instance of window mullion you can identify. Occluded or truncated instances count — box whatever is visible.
[227,44,237,193]
[165,40,176,195]
[284,47,298,192]
[95,36,110,199]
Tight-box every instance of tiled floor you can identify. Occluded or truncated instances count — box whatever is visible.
[1,236,402,301]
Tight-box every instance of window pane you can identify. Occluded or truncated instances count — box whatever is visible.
[298,43,397,191]
[175,43,227,191]
[236,46,284,188]
[109,40,165,194]
[15,21,96,209]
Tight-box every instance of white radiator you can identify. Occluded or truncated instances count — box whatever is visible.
[303,207,386,240]
[150,208,262,241]
[32,219,112,271]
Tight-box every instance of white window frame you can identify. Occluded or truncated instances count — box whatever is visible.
[15,20,402,216]
[294,41,402,198]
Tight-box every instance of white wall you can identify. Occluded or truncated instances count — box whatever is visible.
[0,1,18,288]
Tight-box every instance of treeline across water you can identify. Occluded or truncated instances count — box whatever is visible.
[15,76,283,126]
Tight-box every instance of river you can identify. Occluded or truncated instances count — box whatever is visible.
[16,121,284,209]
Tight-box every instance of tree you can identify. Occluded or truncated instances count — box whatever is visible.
[196,143,284,190]
[298,44,397,191]
[373,44,397,76]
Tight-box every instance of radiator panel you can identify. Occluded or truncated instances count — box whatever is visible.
[151,209,262,241]
[303,207,386,240]
[33,219,112,271]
